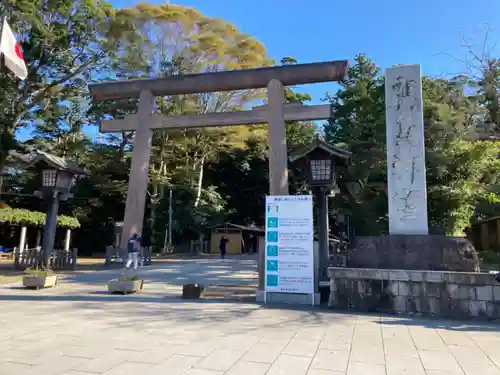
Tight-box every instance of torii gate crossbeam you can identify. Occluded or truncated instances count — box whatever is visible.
[90,60,348,298]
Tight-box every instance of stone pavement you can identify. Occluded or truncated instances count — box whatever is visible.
[0,257,499,375]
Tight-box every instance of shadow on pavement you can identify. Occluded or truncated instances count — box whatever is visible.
[4,289,498,333]
[0,292,253,304]
[0,298,347,334]
[375,315,500,332]
[59,258,258,288]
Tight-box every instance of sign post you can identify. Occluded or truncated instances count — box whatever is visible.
[264,195,315,305]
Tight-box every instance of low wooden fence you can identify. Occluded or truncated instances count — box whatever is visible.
[104,246,152,266]
[14,247,78,270]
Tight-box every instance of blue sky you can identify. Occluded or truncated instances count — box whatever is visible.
[19,0,500,141]
[111,0,500,104]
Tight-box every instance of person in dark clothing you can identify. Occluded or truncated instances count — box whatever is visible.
[125,233,141,269]
[219,236,229,259]
[249,234,258,253]
[241,237,246,254]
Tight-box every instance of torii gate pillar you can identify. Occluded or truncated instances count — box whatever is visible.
[90,61,349,287]
[120,90,154,249]
[120,81,292,251]
[267,79,289,196]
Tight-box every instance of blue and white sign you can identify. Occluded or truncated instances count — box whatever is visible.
[264,195,314,295]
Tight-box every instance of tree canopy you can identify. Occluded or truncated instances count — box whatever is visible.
[324,54,500,236]
[0,3,499,253]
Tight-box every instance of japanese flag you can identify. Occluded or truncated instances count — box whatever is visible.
[0,18,27,80]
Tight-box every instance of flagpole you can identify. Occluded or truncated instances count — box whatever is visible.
[0,15,5,202]
[0,3,10,44]
[0,16,4,71]
[0,9,4,36]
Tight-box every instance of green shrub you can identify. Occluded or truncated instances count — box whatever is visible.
[0,208,80,228]
[480,249,500,267]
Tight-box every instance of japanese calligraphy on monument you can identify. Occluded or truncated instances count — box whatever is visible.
[385,64,429,235]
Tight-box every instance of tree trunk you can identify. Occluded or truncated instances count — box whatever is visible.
[150,183,159,251]
[118,132,131,161]
[0,124,15,178]
[194,155,205,208]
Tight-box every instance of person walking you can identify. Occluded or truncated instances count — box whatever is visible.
[219,235,228,259]
[240,237,246,255]
[125,233,141,269]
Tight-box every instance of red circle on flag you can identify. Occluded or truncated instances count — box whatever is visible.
[15,44,23,59]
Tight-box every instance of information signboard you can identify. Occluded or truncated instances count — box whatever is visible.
[264,195,314,297]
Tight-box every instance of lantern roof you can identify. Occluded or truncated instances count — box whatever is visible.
[288,138,351,167]
[24,151,88,176]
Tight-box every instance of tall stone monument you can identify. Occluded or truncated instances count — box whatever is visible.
[348,64,480,272]
[385,64,428,235]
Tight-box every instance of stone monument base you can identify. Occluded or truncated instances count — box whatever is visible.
[328,267,500,320]
[348,235,480,272]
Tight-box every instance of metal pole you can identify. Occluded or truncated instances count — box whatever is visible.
[162,227,168,254]
[0,16,6,72]
[0,174,4,201]
[0,16,8,195]
[316,187,329,281]
[168,188,173,250]
[41,192,59,269]
[0,16,5,45]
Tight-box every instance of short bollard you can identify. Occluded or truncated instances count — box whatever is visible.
[182,284,204,299]
[108,276,144,294]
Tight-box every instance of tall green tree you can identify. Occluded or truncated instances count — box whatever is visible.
[323,54,387,235]
[98,3,272,247]
[205,57,318,227]
[280,57,318,148]
[422,77,500,234]
[324,54,500,236]
[0,0,134,172]
[24,100,91,162]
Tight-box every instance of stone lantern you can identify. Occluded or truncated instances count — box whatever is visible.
[289,139,352,281]
[26,151,88,268]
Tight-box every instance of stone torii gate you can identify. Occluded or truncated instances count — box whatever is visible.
[89,61,348,297]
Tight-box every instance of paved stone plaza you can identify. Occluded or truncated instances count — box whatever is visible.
[1,257,500,375]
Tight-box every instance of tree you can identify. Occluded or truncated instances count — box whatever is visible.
[281,57,318,148]
[23,100,91,162]
[453,29,500,140]
[422,77,500,234]
[323,54,387,235]
[205,137,268,226]
[204,58,318,227]
[323,54,500,236]
[68,143,132,253]
[0,0,134,172]
[0,3,322,253]
[97,3,272,247]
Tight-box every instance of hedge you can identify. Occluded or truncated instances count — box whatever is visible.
[0,208,80,229]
